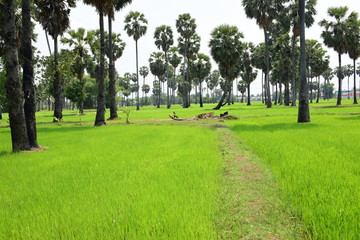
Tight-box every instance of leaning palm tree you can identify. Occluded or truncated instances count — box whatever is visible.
[3,0,30,151]
[242,0,285,108]
[34,0,76,121]
[104,0,132,119]
[124,11,148,111]
[22,0,38,148]
[209,25,243,110]
[154,25,174,109]
[346,12,360,104]
[83,0,108,126]
[319,6,352,106]
[298,0,310,122]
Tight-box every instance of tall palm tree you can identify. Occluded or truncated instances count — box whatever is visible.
[176,13,197,108]
[154,25,174,109]
[191,53,211,107]
[282,0,317,106]
[3,0,30,151]
[242,0,285,108]
[124,11,148,111]
[319,6,351,106]
[298,0,310,123]
[83,0,108,125]
[105,0,132,119]
[149,52,166,108]
[34,0,76,121]
[346,12,360,104]
[61,28,89,114]
[209,25,243,110]
[22,0,38,148]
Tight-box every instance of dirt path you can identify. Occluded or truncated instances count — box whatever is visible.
[215,125,303,239]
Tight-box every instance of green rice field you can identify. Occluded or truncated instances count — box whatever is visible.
[0,99,359,239]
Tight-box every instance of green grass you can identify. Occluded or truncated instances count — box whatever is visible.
[0,124,221,239]
[226,112,360,239]
[1,99,359,239]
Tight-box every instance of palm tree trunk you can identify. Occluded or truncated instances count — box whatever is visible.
[274,83,278,105]
[53,35,63,121]
[337,53,342,105]
[22,0,38,148]
[200,81,203,107]
[264,28,272,108]
[135,40,140,111]
[165,51,170,109]
[261,71,264,103]
[247,83,251,106]
[94,8,106,126]
[285,81,290,106]
[213,91,228,110]
[297,0,310,123]
[347,76,350,99]
[316,76,320,103]
[108,16,119,120]
[45,30,52,55]
[291,34,297,106]
[353,59,358,104]
[4,0,30,151]
[195,85,198,104]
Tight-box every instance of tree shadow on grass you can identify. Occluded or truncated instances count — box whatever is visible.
[231,122,319,133]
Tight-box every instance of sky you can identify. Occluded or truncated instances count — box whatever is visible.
[34,0,360,95]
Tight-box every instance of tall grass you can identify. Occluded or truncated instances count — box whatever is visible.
[227,113,360,239]
[0,124,221,239]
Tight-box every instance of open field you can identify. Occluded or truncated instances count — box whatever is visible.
[0,99,359,239]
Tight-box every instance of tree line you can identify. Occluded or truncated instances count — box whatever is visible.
[0,0,359,151]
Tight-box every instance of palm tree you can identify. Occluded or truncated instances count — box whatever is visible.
[320,7,352,106]
[124,11,148,111]
[240,43,258,106]
[346,12,360,104]
[154,25,174,109]
[22,0,38,148]
[139,66,149,100]
[83,0,108,126]
[105,0,132,119]
[61,28,90,114]
[34,0,76,121]
[282,0,317,106]
[209,25,243,110]
[242,0,285,108]
[176,13,197,108]
[139,66,149,85]
[149,52,166,108]
[298,0,310,123]
[3,0,30,151]
[191,53,211,107]
[141,84,150,105]
[105,31,126,118]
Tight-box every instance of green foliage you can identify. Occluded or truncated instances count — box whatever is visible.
[149,52,166,77]
[34,0,76,38]
[124,11,148,41]
[154,25,174,53]
[319,6,352,55]
[0,124,220,238]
